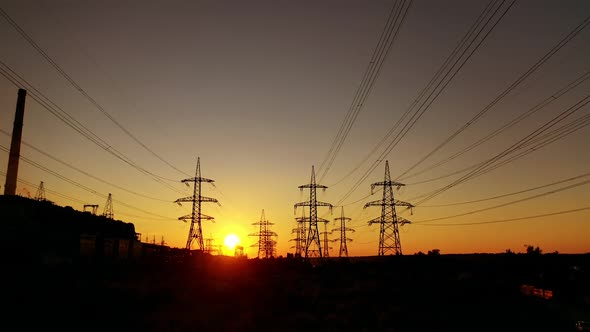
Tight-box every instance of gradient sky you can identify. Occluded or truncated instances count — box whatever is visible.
[1,0,589,256]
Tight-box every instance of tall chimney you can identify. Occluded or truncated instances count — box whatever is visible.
[4,88,27,195]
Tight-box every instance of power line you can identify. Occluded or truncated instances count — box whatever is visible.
[317,0,413,181]
[0,62,186,196]
[420,171,590,207]
[414,94,590,205]
[334,0,515,205]
[0,6,190,177]
[405,111,590,192]
[0,128,173,202]
[327,0,508,188]
[413,178,590,224]
[413,206,590,226]
[0,145,175,220]
[395,13,590,181]
[399,69,590,181]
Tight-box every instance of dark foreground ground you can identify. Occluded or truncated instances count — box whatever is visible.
[5,253,590,332]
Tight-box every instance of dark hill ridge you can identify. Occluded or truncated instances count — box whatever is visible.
[1,195,136,263]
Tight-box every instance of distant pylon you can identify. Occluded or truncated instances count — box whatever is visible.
[84,204,99,215]
[290,208,307,256]
[102,193,114,219]
[364,160,413,256]
[332,206,355,257]
[294,166,333,258]
[174,157,219,251]
[234,245,245,257]
[35,181,46,201]
[320,220,332,257]
[249,209,278,259]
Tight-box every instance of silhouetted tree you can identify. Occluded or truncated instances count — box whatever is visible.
[524,244,542,255]
[427,249,440,256]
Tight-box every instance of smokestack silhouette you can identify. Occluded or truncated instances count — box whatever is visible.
[4,89,27,195]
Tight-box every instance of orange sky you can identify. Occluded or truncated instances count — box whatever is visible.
[1,0,589,256]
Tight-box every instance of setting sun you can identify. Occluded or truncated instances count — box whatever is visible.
[223,234,240,251]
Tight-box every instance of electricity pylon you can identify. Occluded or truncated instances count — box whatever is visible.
[294,166,333,258]
[102,193,114,219]
[320,220,334,257]
[84,204,99,215]
[332,206,355,257]
[35,181,45,201]
[364,160,413,256]
[290,208,307,256]
[174,157,219,251]
[249,209,278,258]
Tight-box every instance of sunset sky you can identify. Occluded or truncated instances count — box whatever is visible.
[1,0,589,256]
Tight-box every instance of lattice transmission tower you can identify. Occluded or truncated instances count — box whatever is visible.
[174,157,219,251]
[249,209,278,258]
[102,193,114,219]
[294,166,333,258]
[35,181,46,201]
[320,220,336,257]
[332,206,355,257]
[84,204,99,215]
[290,208,307,257]
[364,160,413,256]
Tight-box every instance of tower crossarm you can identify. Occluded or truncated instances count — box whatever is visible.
[298,184,328,190]
[363,199,384,209]
[370,180,405,194]
[248,231,277,237]
[363,199,414,211]
[295,216,310,223]
[367,216,384,225]
[332,227,356,233]
[394,200,414,214]
[398,217,411,225]
[252,221,275,226]
[178,214,215,222]
[181,177,215,184]
[174,196,219,204]
[294,201,333,214]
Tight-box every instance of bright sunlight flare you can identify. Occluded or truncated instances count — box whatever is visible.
[223,233,240,251]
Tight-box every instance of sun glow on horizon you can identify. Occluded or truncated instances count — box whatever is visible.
[223,233,240,251]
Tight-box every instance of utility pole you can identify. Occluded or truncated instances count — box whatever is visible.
[102,193,114,219]
[333,206,355,257]
[4,89,27,196]
[249,209,278,259]
[35,181,46,201]
[294,166,333,258]
[364,160,413,256]
[174,157,219,251]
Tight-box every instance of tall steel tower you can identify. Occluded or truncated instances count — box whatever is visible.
[332,206,355,257]
[35,181,46,201]
[174,157,219,251]
[249,209,278,259]
[294,166,333,258]
[290,208,307,256]
[320,220,332,257]
[102,193,114,219]
[364,160,413,256]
